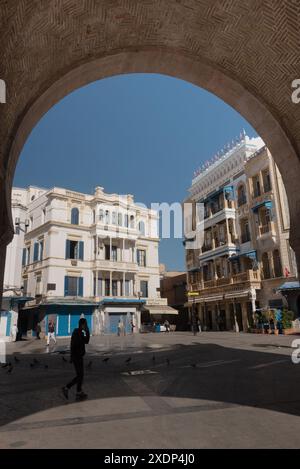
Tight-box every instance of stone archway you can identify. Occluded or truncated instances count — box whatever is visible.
[1,1,300,300]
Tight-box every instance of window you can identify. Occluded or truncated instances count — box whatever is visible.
[262,253,271,279]
[237,184,247,206]
[138,221,145,235]
[105,245,110,260]
[273,250,282,277]
[252,176,261,198]
[140,280,148,298]
[71,207,79,225]
[124,279,130,296]
[111,246,117,262]
[33,240,44,262]
[65,240,84,260]
[112,211,117,225]
[137,249,146,267]
[263,170,272,193]
[118,213,123,226]
[23,279,28,295]
[99,209,104,222]
[124,214,129,227]
[25,246,31,265]
[112,280,118,296]
[241,219,251,243]
[105,279,110,296]
[64,276,83,296]
[105,210,110,224]
[130,215,135,229]
[35,277,42,296]
[47,283,56,291]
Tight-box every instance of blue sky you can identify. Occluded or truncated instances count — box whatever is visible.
[14,73,257,271]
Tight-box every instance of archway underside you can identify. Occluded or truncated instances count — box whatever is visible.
[1,0,300,280]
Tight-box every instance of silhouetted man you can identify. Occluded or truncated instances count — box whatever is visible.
[62,318,90,401]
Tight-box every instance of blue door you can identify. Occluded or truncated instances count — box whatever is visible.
[109,313,128,334]
[57,313,69,336]
[70,313,80,334]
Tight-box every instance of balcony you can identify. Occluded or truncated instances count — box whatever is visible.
[258,221,275,237]
[192,269,261,292]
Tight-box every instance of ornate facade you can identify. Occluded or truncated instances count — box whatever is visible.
[186,134,298,332]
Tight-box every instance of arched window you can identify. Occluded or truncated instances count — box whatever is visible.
[273,249,282,277]
[71,207,79,225]
[105,210,110,224]
[130,215,135,229]
[138,221,145,236]
[262,252,271,279]
[237,184,246,206]
[112,211,117,225]
[99,209,104,222]
[118,213,123,226]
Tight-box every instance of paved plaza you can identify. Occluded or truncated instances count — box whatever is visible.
[1,331,300,448]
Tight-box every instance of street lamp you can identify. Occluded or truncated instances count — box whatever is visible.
[15,217,30,233]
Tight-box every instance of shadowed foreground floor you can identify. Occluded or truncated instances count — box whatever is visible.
[1,332,300,448]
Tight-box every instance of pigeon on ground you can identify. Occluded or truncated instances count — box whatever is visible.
[62,356,67,363]
[7,363,13,374]
[125,357,131,364]
[103,357,110,363]
[166,358,170,366]
[44,364,48,369]
[14,356,20,363]
[33,358,39,365]
[87,360,93,369]
[1,363,8,368]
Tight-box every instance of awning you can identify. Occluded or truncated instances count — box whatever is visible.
[22,298,98,309]
[229,250,257,261]
[277,281,300,292]
[143,305,178,315]
[224,185,235,200]
[252,200,273,212]
[100,298,146,305]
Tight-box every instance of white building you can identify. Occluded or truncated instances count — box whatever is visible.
[2,185,174,338]
[1,186,47,340]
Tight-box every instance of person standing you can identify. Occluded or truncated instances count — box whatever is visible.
[130,319,135,334]
[11,324,18,342]
[62,318,90,400]
[47,320,57,346]
[36,322,41,340]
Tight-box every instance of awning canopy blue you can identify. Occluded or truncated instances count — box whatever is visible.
[252,200,273,212]
[229,250,257,261]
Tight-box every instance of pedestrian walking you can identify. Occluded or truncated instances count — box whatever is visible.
[130,319,135,334]
[62,318,90,401]
[47,320,57,346]
[197,319,202,333]
[36,322,41,340]
[117,319,125,336]
[11,324,18,342]
[164,319,170,333]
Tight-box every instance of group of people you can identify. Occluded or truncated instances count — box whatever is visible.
[117,319,135,336]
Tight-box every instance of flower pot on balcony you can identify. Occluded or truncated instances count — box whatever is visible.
[274,329,279,335]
